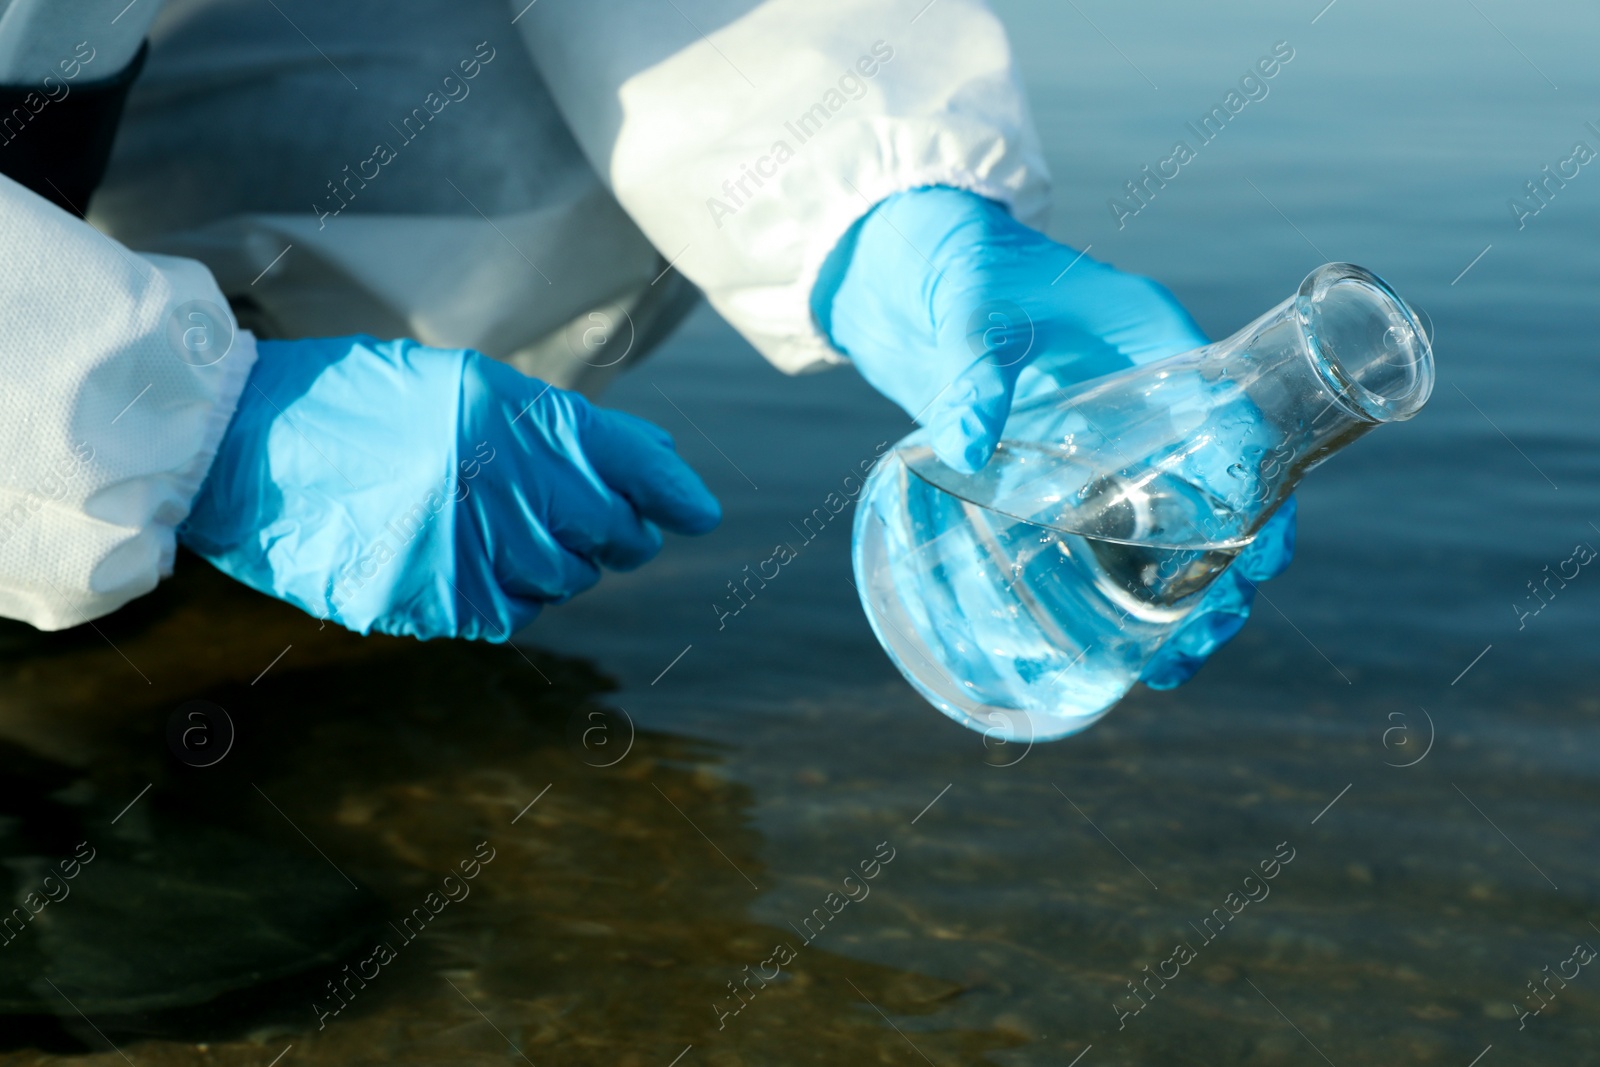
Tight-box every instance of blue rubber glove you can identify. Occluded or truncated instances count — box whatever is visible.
[812,185,1294,687]
[180,336,721,641]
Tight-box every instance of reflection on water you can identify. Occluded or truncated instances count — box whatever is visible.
[6,557,1596,1064]
[0,562,1020,1065]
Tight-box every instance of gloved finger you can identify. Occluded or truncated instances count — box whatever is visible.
[501,543,602,604]
[1140,599,1252,688]
[927,355,1018,474]
[452,591,544,643]
[1139,496,1295,689]
[474,500,605,604]
[580,406,722,536]
[463,429,644,588]
[556,486,665,572]
[1237,495,1297,582]
[1139,567,1257,690]
[369,585,543,644]
[1090,273,1211,363]
[1140,578,1254,689]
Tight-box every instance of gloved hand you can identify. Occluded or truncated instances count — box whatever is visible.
[811,185,1294,686]
[180,336,720,641]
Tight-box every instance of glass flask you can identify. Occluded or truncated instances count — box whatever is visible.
[852,263,1435,743]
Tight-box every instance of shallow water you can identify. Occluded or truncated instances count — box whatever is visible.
[6,1,1600,1063]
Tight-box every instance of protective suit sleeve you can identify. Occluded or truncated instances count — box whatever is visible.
[516,0,1050,374]
[0,0,161,81]
[0,175,258,630]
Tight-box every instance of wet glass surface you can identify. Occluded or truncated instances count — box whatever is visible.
[4,1,1600,1063]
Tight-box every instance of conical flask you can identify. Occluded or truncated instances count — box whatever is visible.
[852,263,1434,743]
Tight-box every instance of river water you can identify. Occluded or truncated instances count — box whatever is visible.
[2,1,1598,1065]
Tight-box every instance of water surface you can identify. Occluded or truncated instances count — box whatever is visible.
[4,2,1599,1064]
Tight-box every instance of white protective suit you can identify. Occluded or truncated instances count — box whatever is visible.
[0,0,1049,630]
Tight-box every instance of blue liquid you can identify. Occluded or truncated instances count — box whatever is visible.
[854,444,1246,740]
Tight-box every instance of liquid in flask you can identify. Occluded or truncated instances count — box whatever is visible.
[852,263,1435,742]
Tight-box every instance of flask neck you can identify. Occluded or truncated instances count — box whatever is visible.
[1218,263,1433,509]
[913,263,1435,551]
[1296,262,1433,422]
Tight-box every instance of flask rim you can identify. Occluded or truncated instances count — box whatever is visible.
[1294,263,1435,424]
